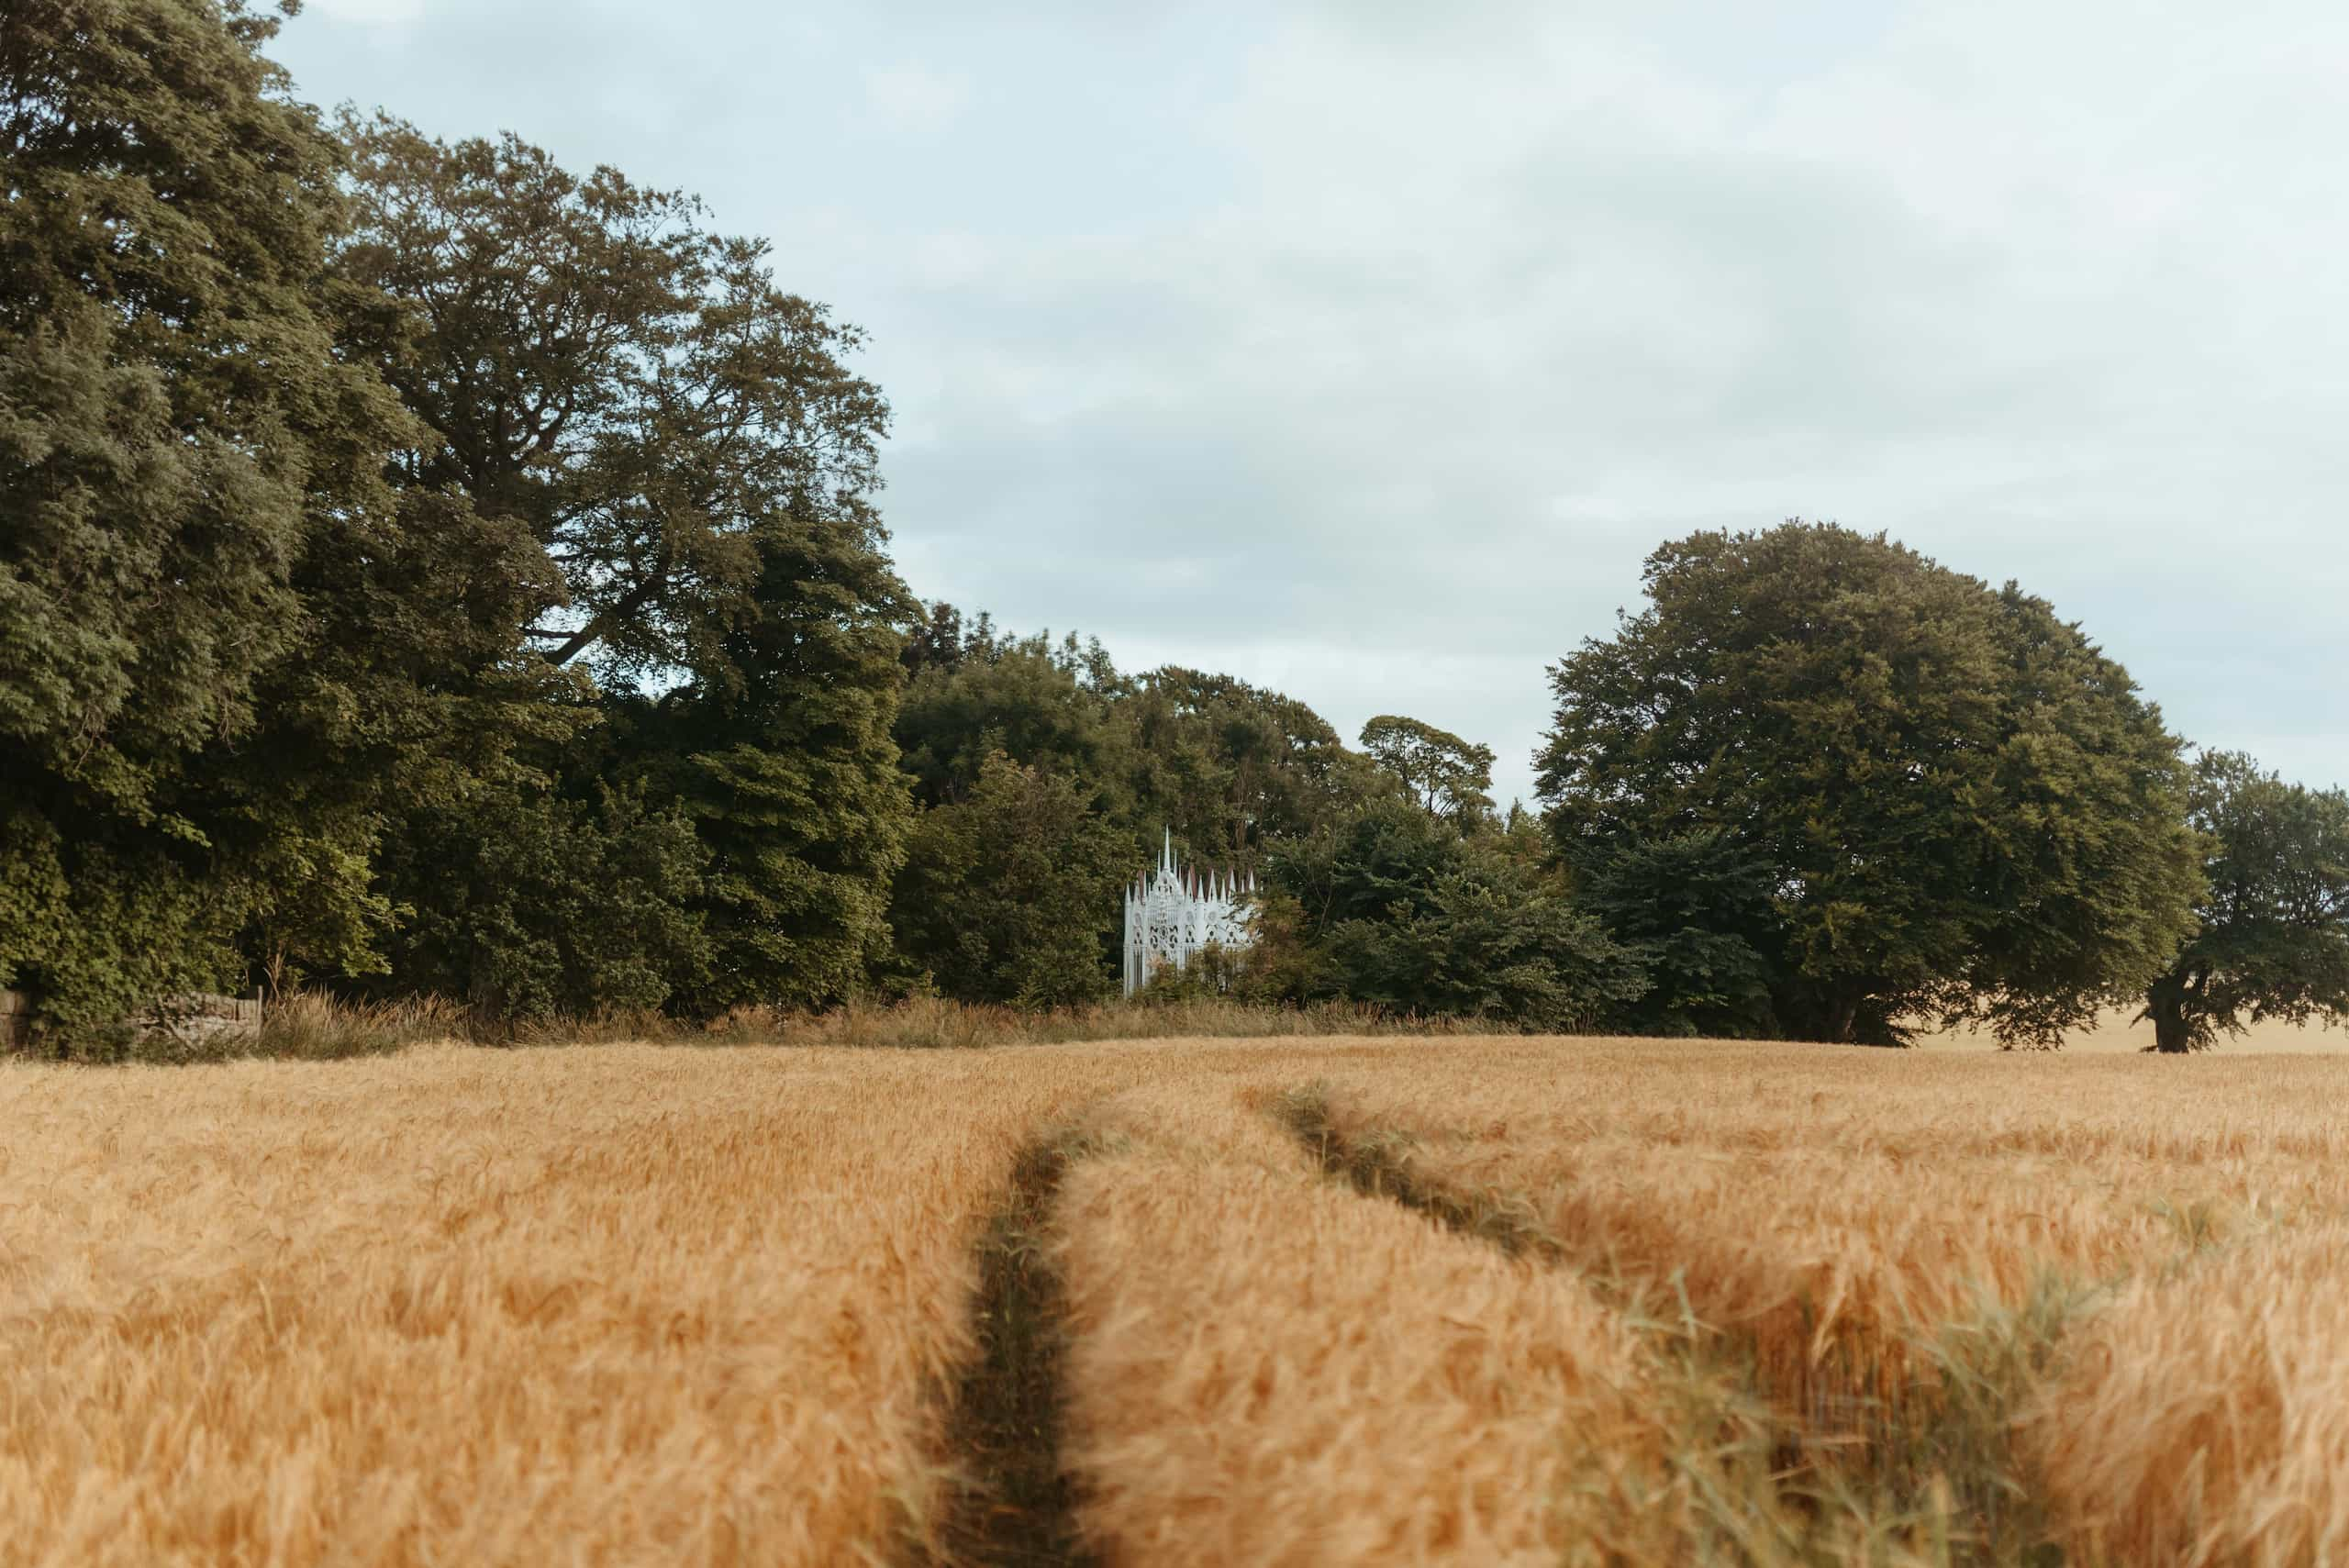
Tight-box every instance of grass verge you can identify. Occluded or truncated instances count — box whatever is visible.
[15,993,1483,1062]
[627,995,1479,1051]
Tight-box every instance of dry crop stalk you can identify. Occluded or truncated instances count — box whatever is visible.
[1052,1081,1687,1566]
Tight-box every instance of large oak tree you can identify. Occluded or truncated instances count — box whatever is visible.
[0,0,543,1031]
[1538,522,2202,1046]
[332,114,892,685]
[331,117,911,1015]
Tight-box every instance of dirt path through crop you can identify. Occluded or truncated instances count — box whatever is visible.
[917,1135,1099,1568]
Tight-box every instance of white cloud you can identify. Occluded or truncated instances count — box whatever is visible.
[863,64,971,135]
[272,0,2349,806]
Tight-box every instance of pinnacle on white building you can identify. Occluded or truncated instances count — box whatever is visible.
[1122,830,1256,996]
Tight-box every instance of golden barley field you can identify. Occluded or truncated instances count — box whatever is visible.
[5,1037,2347,1567]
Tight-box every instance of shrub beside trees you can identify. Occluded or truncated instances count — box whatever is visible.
[890,753,1132,1008]
[1569,830,1779,1039]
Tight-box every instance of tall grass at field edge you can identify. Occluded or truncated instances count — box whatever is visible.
[10,992,1476,1063]
[542,995,1479,1051]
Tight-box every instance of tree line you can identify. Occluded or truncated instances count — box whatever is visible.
[6,2,2346,1053]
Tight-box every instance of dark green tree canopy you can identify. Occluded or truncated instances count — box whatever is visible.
[0,0,475,1025]
[1360,714,1496,825]
[2,0,362,801]
[1124,666,1377,871]
[1258,799,1650,1031]
[332,114,894,688]
[2143,751,2349,1052]
[890,753,1131,1008]
[885,612,1397,1006]
[894,626,1129,811]
[1538,521,2201,1046]
[374,781,709,1024]
[890,609,1378,863]
[328,116,913,1022]
[1571,828,1778,1039]
[622,516,913,1014]
[898,600,1008,678]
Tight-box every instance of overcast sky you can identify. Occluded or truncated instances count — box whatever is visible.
[276,0,2347,808]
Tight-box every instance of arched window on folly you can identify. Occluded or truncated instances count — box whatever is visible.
[1122,830,1256,996]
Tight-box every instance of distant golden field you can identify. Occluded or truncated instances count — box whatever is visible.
[5,1038,2346,1567]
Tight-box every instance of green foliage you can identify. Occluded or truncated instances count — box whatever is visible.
[887,609,1395,1007]
[1539,521,2201,1046]
[332,115,910,1023]
[892,754,1133,1009]
[1574,829,1779,1037]
[1130,942,1253,1006]
[1,0,327,786]
[2143,751,2349,1051]
[1124,665,1379,871]
[642,521,913,1014]
[899,601,1008,677]
[1360,714,1496,825]
[895,630,1129,811]
[332,113,891,685]
[892,614,1378,874]
[0,0,461,1027]
[377,781,711,1024]
[1261,800,1651,1030]
[0,806,249,1034]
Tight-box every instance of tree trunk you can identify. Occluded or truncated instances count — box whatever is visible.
[1825,987,1861,1045]
[2147,976,2194,1053]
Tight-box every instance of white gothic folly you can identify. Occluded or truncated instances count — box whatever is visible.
[1121,831,1256,996]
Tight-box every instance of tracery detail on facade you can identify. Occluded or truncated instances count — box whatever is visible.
[1122,830,1256,996]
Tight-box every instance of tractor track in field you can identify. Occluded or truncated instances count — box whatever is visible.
[913,1134,1100,1568]
[1274,1082,1563,1262]
[1273,1080,2083,1566]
